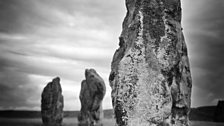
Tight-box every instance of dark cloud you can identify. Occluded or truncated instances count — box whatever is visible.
[183,0,224,107]
[0,68,40,109]
[0,0,62,34]
[0,0,125,35]
[39,0,125,26]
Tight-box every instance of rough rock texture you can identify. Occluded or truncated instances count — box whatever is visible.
[109,0,192,125]
[41,77,64,126]
[78,69,106,126]
[214,100,224,122]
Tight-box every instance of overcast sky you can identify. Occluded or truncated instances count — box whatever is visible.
[0,0,224,110]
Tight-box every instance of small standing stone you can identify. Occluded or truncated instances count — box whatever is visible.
[78,69,106,126]
[41,77,64,126]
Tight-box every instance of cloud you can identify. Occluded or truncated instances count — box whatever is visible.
[0,68,40,110]
[182,0,224,107]
[0,0,125,110]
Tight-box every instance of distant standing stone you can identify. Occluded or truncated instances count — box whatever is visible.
[41,77,64,126]
[109,0,192,125]
[214,100,224,122]
[78,69,106,126]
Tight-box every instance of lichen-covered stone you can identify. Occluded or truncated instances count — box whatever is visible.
[78,69,106,126]
[214,100,224,122]
[109,0,192,125]
[41,77,64,126]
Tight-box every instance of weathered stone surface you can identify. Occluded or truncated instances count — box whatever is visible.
[78,69,106,126]
[214,100,224,122]
[109,0,192,125]
[41,77,64,126]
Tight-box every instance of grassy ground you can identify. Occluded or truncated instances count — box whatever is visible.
[0,118,224,126]
[0,118,115,126]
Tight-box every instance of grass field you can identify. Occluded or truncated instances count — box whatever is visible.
[0,118,224,126]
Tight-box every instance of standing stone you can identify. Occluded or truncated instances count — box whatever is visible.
[214,100,224,122]
[78,69,106,126]
[41,77,64,126]
[109,0,192,126]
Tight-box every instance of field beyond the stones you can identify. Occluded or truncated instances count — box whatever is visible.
[0,118,224,126]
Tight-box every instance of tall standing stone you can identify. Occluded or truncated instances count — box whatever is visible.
[78,69,106,126]
[41,77,64,126]
[109,0,192,125]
